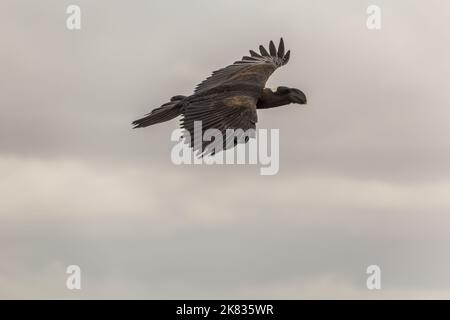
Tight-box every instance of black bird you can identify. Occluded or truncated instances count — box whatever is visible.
[133,38,307,155]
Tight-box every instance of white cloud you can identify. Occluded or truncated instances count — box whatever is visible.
[1,156,450,298]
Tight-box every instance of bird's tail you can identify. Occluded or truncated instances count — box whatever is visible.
[132,95,186,128]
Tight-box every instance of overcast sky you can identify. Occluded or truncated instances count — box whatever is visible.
[1,0,450,299]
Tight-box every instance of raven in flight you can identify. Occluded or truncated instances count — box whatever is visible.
[133,38,307,155]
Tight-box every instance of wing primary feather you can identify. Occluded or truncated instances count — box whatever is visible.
[283,50,291,65]
[269,41,277,56]
[249,50,262,58]
[259,45,269,57]
[277,38,285,58]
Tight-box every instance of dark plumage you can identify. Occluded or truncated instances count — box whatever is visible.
[133,38,307,155]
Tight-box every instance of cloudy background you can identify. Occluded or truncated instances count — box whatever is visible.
[1,0,450,299]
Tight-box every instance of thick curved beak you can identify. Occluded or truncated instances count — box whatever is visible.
[293,90,307,104]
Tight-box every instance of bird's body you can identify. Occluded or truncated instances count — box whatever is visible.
[133,38,307,155]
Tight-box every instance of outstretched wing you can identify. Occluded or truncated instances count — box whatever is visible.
[182,38,291,156]
[194,38,290,94]
[181,92,258,156]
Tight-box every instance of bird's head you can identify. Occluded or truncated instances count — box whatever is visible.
[276,86,307,105]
